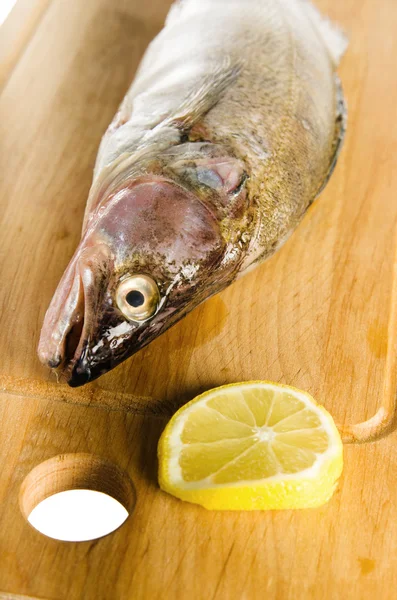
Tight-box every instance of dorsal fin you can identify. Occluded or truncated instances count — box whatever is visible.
[301,0,348,66]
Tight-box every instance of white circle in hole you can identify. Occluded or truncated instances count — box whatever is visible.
[28,489,129,542]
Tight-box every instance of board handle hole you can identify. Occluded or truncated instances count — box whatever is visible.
[19,453,135,542]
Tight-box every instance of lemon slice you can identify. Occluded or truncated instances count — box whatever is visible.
[158,381,343,510]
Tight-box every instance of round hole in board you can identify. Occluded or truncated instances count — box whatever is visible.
[19,453,136,542]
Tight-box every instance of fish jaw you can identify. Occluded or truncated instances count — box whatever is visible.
[39,176,244,386]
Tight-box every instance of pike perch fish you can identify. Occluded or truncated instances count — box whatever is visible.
[39,0,347,387]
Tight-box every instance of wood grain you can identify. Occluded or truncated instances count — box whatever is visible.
[0,0,52,91]
[0,0,397,598]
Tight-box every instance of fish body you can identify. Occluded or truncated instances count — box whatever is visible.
[39,0,347,386]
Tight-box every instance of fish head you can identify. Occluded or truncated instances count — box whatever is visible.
[38,151,249,386]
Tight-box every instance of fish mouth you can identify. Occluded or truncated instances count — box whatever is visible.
[38,259,88,381]
[41,269,114,388]
[63,302,90,386]
[38,244,111,385]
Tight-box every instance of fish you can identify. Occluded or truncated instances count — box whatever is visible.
[38,0,348,387]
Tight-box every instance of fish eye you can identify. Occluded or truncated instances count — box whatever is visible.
[116,275,160,322]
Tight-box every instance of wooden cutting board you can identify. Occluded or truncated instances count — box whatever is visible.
[1,0,397,598]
